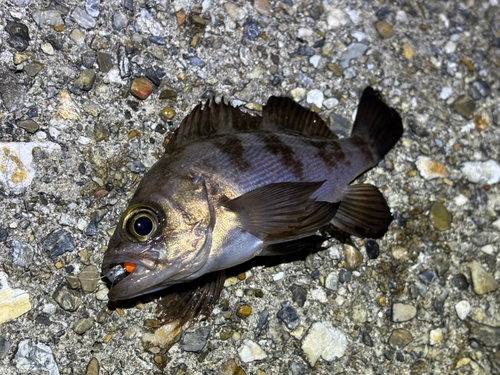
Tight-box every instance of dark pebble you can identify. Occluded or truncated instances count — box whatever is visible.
[0,337,10,359]
[468,80,491,99]
[244,18,260,40]
[271,76,282,86]
[98,52,113,73]
[124,0,134,11]
[493,38,500,48]
[0,74,25,112]
[118,45,130,78]
[81,50,96,69]
[27,106,38,118]
[52,283,82,311]
[0,228,8,242]
[183,55,206,67]
[362,330,374,347]
[294,45,314,56]
[384,350,394,360]
[159,89,177,100]
[468,321,500,347]
[149,35,165,45]
[182,327,210,353]
[290,284,307,307]
[145,66,165,86]
[85,221,97,236]
[418,269,437,285]
[310,269,320,280]
[365,240,380,259]
[45,34,63,50]
[339,269,351,283]
[126,160,146,173]
[452,273,469,290]
[6,21,30,51]
[396,352,404,362]
[254,308,269,338]
[201,90,215,100]
[78,163,86,175]
[313,38,325,48]
[36,313,53,327]
[17,119,39,134]
[277,302,300,330]
[376,7,390,20]
[75,69,96,91]
[271,54,280,65]
[432,289,448,314]
[43,229,76,258]
[288,360,306,375]
[8,239,34,268]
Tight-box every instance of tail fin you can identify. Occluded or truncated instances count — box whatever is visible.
[351,87,403,161]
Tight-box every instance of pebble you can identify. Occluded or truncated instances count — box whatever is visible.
[81,50,96,69]
[468,321,500,347]
[389,328,413,349]
[429,202,451,231]
[17,119,39,134]
[468,261,498,295]
[468,80,490,99]
[182,326,210,352]
[325,272,338,291]
[392,303,417,322]
[323,98,339,109]
[238,339,267,362]
[339,43,369,69]
[78,265,99,293]
[113,10,129,31]
[376,7,390,20]
[220,359,238,375]
[290,87,306,102]
[43,229,76,258]
[309,55,321,68]
[254,308,269,338]
[73,317,94,334]
[339,269,351,283]
[0,337,10,359]
[0,228,8,242]
[184,55,206,67]
[418,269,437,285]
[452,274,469,290]
[0,272,32,324]
[306,89,324,109]
[344,244,362,269]
[236,304,252,318]
[86,0,100,18]
[72,7,96,29]
[349,301,367,324]
[24,62,44,77]
[301,322,347,366]
[432,290,448,314]
[41,43,55,55]
[461,160,500,185]
[6,21,30,51]
[224,3,246,21]
[86,357,99,375]
[365,240,379,259]
[135,8,164,36]
[401,42,414,60]
[127,160,146,173]
[290,284,307,307]
[160,106,175,121]
[254,0,270,17]
[375,21,394,38]
[490,352,500,374]
[32,10,64,27]
[439,87,453,100]
[324,7,349,29]
[8,239,34,268]
[75,69,96,91]
[131,78,154,99]
[52,283,81,311]
[455,300,471,320]
[416,156,446,179]
[453,95,476,119]
[14,340,58,375]
[244,18,260,40]
[429,328,443,345]
[277,302,301,330]
[98,52,113,73]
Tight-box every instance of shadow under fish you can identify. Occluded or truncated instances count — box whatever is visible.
[102,86,403,330]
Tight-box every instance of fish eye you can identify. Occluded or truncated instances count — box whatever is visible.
[121,205,159,242]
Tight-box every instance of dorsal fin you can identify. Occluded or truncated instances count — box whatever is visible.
[262,96,338,139]
[165,99,262,153]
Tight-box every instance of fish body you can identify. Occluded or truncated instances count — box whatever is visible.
[102,87,403,324]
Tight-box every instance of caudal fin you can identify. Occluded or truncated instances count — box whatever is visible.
[351,87,403,161]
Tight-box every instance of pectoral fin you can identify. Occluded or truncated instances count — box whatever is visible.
[223,181,339,242]
[332,184,393,239]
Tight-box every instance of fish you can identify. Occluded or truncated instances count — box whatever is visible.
[102,86,403,327]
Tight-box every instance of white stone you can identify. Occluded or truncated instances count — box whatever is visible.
[415,156,446,179]
[0,142,61,195]
[14,340,59,375]
[323,6,349,30]
[0,272,32,324]
[238,339,267,362]
[309,55,321,68]
[396,10,408,23]
[307,89,324,108]
[310,288,328,303]
[298,27,313,39]
[440,87,453,100]
[323,98,339,109]
[461,160,500,184]
[224,3,246,21]
[392,303,417,322]
[481,244,495,255]
[454,194,468,206]
[273,271,285,281]
[290,87,306,102]
[349,30,366,41]
[41,43,55,55]
[444,40,457,54]
[302,322,347,366]
[455,300,471,320]
[429,328,443,345]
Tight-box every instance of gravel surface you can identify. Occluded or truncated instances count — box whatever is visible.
[1,0,500,374]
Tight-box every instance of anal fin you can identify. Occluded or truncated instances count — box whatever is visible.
[332,184,393,239]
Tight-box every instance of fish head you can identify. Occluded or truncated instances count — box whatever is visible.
[102,175,214,301]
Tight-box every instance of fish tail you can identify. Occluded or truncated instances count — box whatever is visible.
[351,87,403,162]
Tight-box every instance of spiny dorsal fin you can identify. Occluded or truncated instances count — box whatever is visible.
[262,96,338,139]
[165,99,262,153]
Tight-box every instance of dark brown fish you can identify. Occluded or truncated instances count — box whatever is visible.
[102,87,403,327]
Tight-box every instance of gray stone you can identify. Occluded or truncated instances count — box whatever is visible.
[75,69,96,91]
[32,10,64,26]
[418,269,437,285]
[72,7,97,29]
[126,160,146,173]
[290,284,307,307]
[97,52,113,73]
[0,73,26,112]
[468,80,491,99]
[6,21,30,52]
[52,283,81,311]
[432,290,448,314]
[277,302,301,330]
[454,95,476,119]
[117,45,130,78]
[85,0,100,17]
[113,11,129,31]
[14,339,58,375]
[43,230,75,258]
[339,43,369,69]
[81,50,96,69]
[78,265,99,293]
[469,321,500,347]
[392,303,417,322]
[0,337,10,359]
[389,328,413,349]
[73,317,94,334]
[182,326,210,352]
[8,239,34,268]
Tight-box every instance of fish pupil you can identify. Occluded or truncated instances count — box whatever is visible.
[134,216,153,236]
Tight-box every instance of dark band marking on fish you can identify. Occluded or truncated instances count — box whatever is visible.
[258,133,304,179]
[305,139,346,170]
[213,135,252,172]
[350,135,375,164]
